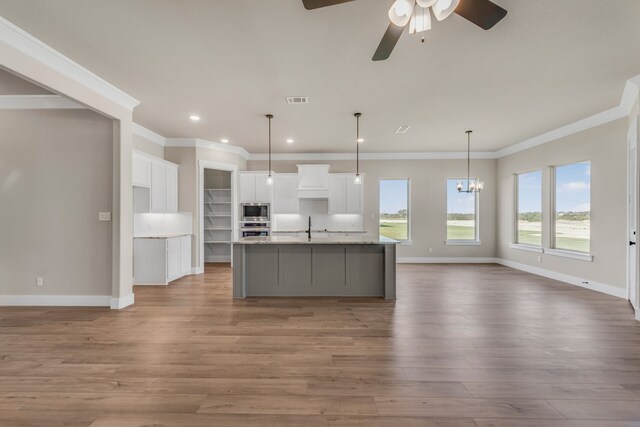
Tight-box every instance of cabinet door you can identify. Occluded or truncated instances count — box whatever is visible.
[165,165,178,212]
[132,153,151,187]
[328,175,346,214]
[345,176,363,213]
[167,237,181,282]
[254,174,272,203]
[180,235,191,275]
[150,161,166,212]
[274,174,299,214]
[239,174,256,203]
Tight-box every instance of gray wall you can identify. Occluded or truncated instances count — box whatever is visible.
[496,118,628,289]
[132,133,164,158]
[247,158,497,259]
[0,109,114,296]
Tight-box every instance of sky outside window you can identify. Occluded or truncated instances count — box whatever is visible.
[379,179,409,241]
[517,171,542,246]
[554,161,591,252]
[447,179,477,241]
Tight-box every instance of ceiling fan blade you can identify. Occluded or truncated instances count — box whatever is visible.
[454,0,507,30]
[301,0,356,10]
[372,23,405,61]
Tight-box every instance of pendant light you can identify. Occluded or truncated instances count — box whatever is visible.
[354,113,362,185]
[266,114,273,185]
[457,130,484,193]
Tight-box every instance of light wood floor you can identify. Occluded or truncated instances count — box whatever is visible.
[1,264,640,426]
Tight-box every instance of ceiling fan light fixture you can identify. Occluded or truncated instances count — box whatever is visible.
[388,0,415,27]
[409,5,431,34]
[432,0,459,21]
[416,0,437,7]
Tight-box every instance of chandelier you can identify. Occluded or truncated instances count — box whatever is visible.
[457,130,484,193]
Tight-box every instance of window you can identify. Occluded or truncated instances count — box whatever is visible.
[516,170,542,246]
[379,179,410,241]
[554,161,590,253]
[447,179,478,242]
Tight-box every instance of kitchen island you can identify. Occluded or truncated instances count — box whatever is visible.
[232,236,397,299]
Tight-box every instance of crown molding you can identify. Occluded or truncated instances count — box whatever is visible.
[165,138,250,160]
[0,16,139,111]
[132,123,166,146]
[247,151,498,161]
[0,94,84,109]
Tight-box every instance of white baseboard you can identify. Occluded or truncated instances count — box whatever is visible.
[110,293,134,309]
[495,258,626,299]
[397,257,498,264]
[0,294,111,307]
[192,267,204,274]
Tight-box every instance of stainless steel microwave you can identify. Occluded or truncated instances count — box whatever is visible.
[241,203,270,221]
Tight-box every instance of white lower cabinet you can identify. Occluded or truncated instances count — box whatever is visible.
[134,235,192,285]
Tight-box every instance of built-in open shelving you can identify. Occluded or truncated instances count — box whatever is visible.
[203,179,233,262]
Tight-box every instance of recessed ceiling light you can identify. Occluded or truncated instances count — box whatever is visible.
[357,138,364,143]
[286,138,294,144]
[189,115,200,122]
[221,138,229,143]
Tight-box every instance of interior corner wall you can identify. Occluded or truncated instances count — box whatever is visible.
[496,118,628,290]
[133,133,164,158]
[0,109,114,297]
[246,158,497,259]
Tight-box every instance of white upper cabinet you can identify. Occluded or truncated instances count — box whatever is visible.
[274,174,300,214]
[132,153,151,187]
[328,175,346,214]
[133,150,179,213]
[150,161,166,212]
[239,172,272,203]
[165,164,178,213]
[328,174,363,214]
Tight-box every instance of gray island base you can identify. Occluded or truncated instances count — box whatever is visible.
[232,236,397,299]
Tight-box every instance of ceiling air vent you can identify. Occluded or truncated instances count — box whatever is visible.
[395,125,411,134]
[286,96,308,104]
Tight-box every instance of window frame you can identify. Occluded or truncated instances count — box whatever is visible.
[513,169,543,248]
[378,177,412,244]
[445,177,480,245]
[550,159,592,255]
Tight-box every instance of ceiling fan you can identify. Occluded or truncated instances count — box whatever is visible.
[301,0,507,61]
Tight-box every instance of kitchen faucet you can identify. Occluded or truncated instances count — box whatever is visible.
[306,216,312,240]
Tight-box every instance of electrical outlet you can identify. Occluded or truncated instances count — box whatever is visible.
[537,255,542,262]
[428,248,433,253]
[98,212,111,221]
[36,277,44,287]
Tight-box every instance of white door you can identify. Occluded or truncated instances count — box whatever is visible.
[165,165,178,212]
[239,174,256,202]
[628,117,638,310]
[254,174,272,203]
[328,175,346,214]
[150,161,166,212]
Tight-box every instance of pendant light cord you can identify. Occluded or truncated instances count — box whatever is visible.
[466,130,472,189]
[266,114,273,176]
[355,113,361,176]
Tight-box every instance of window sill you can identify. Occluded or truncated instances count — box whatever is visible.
[545,248,593,262]
[445,240,481,246]
[509,243,543,253]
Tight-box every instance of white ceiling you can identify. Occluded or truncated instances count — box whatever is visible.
[0,0,639,153]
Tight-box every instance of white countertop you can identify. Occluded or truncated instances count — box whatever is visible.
[234,236,397,245]
[134,233,192,239]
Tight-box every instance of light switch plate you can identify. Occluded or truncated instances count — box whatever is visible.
[99,212,111,221]
[36,277,44,287]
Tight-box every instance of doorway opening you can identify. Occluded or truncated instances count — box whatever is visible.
[203,168,233,264]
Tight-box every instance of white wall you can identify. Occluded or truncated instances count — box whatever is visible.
[0,109,114,297]
[132,133,164,158]
[247,158,497,259]
[496,118,628,290]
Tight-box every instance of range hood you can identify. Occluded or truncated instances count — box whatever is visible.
[297,164,330,198]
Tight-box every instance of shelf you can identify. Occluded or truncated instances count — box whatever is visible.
[205,188,231,191]
[204,240,232,244]
[205,214,231,217]
[204,202,231,204]
[205,228,232,231]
